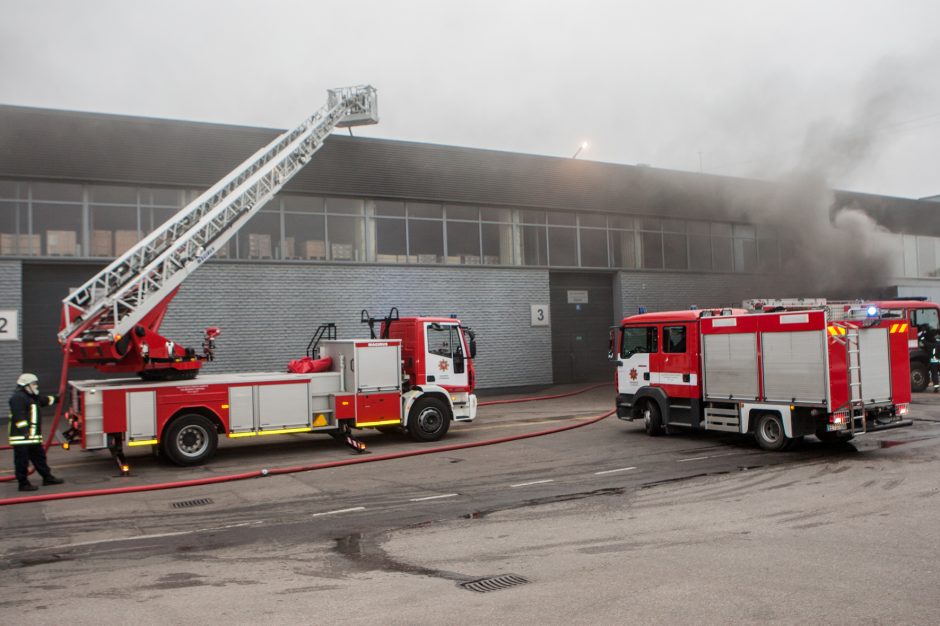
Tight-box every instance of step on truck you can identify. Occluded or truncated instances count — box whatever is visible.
[611,304,912,450]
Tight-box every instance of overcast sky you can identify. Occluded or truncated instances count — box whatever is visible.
[2,0,938,200]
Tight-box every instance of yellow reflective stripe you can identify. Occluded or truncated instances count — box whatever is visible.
[258,427,313,436]
[357,419,401,427]
[127,439,158,447]
[839,327,846,335]
[227,431,257,438]
[900,323,908,333]
[890,323,899,333]
[828,326,838,336]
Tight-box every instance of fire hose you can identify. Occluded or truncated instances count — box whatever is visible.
[0,383,612,506]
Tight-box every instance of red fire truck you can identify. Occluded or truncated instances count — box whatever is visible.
[66,312,477,466]
[56,87,476,471]
[612,304,912,450]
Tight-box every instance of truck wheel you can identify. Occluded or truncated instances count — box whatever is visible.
[815,429,855,444]
[407,397,450,442]
[911,363,928,393]
[642,401,663,437]
[164,414,218,466]
[754,413,789,451]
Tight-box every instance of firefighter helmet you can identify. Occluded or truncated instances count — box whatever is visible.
[16,373,39,387]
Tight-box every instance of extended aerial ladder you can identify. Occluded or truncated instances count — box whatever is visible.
[57,86,379,380]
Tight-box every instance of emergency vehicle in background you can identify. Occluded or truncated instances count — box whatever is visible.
[58,86,478,471]
[611,299,912,450]
[748,298,940,393]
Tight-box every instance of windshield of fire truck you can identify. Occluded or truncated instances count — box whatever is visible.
[620,326,658,358]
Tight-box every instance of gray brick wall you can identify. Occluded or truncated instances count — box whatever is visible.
[0,260,22,390]
[160,262,553,389]
[615,270,807,318]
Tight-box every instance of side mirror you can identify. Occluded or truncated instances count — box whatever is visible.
[607,327,618,362]
[464,327,477,359]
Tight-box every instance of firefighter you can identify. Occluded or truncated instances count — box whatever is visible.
[8,373,64,491]
[919,325,940,393]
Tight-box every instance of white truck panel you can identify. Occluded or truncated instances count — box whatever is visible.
[761,330,828,403]
[703,332,759,400]
[859,328,892,403]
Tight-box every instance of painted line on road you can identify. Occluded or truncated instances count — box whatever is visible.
[594,466,637,475]
[409,493,459,502]
[33,521,265,552]
[312,506,366,517]
[677,456,709,463]
[511,479,554,488]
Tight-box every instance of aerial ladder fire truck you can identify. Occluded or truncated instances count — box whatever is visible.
[611,298,912,450]
[57,86,478,471]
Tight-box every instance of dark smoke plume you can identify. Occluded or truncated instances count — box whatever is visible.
[733,59,913,298]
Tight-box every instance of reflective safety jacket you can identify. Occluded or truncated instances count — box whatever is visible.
[8,387,57,446]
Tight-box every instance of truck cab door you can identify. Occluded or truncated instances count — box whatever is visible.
[424,322,469,390]
[617,325,657,394]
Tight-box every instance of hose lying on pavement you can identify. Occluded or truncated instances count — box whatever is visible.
[0,406,615,506]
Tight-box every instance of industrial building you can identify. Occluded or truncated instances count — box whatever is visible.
[1,104,938,389]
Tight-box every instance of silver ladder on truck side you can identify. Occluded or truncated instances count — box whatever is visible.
[58,85,378,345]
[844,326,867,434]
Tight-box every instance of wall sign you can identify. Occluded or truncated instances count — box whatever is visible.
[0,310,18,341]
[531,304,550,326]
[567,290,589,304]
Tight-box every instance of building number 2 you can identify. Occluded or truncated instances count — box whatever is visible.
[0,318,7,333]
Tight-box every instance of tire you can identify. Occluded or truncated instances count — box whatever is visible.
[815,429,855,444]
[163,414,218,466]
[911,363,928,393]
[754,413,789,451]
[642,401,663,437]
[407,397,451,442]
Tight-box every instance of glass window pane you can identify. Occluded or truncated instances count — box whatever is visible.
[34,203,82,256]
[144,207,178,233]
[580,228,608,267]
[620,326,658,357]
[141,188,180,207]
[713,237,733,271]
[446,205,479,221]
[286,212,326,259]
[609,215,634,229]
[687,220,710,235]
[238,211,280,259]
[407,202,442,219]
[663,233,688,269]
[663,326,687,353]
[0,180,27,199]
[373,199,404,217]
[902,235,918,277]
[758,238,779,273]
[689,235,712,270]
[547,211,576,226]
[408,219,443,263]
[662,219,686,233]
[90,205,138,257]
[482,222,512,265]
[375,217,406,262]
[918,236,938,278]
[640,231,663,268]
[579,213,607,228]
[520,224,547,265]
[520,209,546,225]
[733,224,756,239]
[712,222,733,237]
[446,220,480,263]
[734,238,758,271]
[326,197,362,215]
[328,215,363,260]
[0,200,34,255]
[30,182,83,203]
[481,207,511,222]
[88,185,137,204]
[609,230,637,268]
[283,195,324,213]
[639,217,662,231]
[548,227,577,266]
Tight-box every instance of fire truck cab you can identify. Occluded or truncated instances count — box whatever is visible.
[612,306,912,450]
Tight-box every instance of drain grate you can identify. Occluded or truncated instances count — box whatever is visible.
[460,574,530,593]
[172,498,214,509]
